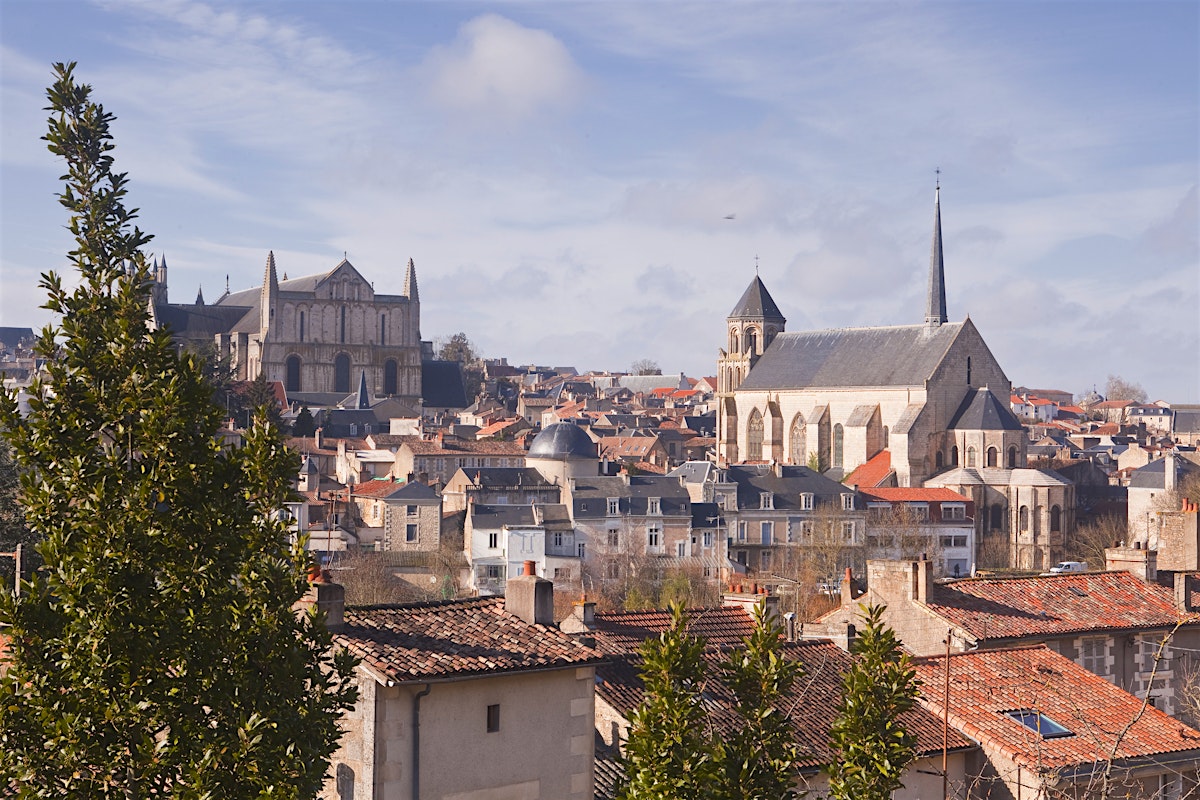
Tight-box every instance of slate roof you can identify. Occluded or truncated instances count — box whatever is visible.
[421,361,469,409]
[155,303,251,339]
[404,438,525,457]
[738,322,964,390]
[948,388,1024,431]
[728,275,786,321]
[0,327,34,347]
[914,646,1200,771]
[468,504,538,527]
[528,421,598,460]
[724,464,852,511]
[924,572,1200,641]
[1175,409,1200,435]
[1128,456,1200,490]
[458,467,555,489]
[335,597,603,683]
[927,467,1071,489]
[592,607,970,770]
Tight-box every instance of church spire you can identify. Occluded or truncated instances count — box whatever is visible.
[260,250,279,337]
[403,258,419,301]
[925,181,948,327]
[355,370,370,410]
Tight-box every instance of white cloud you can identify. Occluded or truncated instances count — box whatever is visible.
[421,14,584,124]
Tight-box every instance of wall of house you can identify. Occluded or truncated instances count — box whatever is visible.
[383,500,441,552]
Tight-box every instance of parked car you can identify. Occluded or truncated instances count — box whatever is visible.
[1048,561,1088,574]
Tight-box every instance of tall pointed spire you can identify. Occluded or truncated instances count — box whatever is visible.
[925,181,948,327]
[260,251,279,337]
[355,370,370,410]
[195,285,205,305]
[403,258,419,301]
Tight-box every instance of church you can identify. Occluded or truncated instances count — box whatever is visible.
[148,252,425,406]
[716,187,1073,570]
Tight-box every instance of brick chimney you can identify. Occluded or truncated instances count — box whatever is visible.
[505,560,554,626]
[295,569,345,630]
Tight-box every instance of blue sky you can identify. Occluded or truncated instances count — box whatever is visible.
[2,0,1197,401]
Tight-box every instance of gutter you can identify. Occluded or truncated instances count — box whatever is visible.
[413,683,432,800]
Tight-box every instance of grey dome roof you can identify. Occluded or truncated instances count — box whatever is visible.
[528,422,597,460]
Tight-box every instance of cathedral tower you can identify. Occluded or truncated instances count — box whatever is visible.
[717,272,786,463]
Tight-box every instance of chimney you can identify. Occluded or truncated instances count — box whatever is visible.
[783,612,797,642]
[295,570,345,631]
[1105,544,1157,582]
[914,558,933,604]
[840,566,855,607]
[505,560,554,626]
[314,427,323,449]
[1165,452,1178,493]
[1175,572,1194,613]
[572,595,596,629]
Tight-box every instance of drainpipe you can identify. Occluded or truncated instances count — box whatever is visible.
[412,684,432,799]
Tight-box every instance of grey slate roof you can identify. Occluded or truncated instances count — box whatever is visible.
[948,388,1024,431]
[738,323,964,390]
[724,464,852,511]
[728,275,786,322]
[460,467,555,489]
[0,327,35,347]
[528,422,597,460]
[468,504,538,527]
[1128,456,1200,490]
[155,303,251,339]
[1175,409,1200,435]
[421,361,469,409]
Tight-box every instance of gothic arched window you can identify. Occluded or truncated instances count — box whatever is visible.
[747,410,764,462]
[951,446,959,466]
[334,353,351,394]
[966,446,976,467]
[285,355,301,393]
[1050,505,1061,532]
[789,414,806,465]
[384,359,398,396]
[1019,505,1029,531]
[832,423,844,469]
[936,450,944,469]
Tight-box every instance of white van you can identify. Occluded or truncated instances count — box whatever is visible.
[1048,561,1088,574]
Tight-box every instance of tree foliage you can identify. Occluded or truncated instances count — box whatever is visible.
[825,603,920,800]
[0,62,357,797]
[1105,374,1148,404]
[437,331,477,363]
[619,603,805,800]
[630,358,662,376]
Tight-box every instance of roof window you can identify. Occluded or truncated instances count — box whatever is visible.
[1004,709,1073,739]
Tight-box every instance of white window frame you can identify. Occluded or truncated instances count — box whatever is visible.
[841,493,855,511]
[647,523,662,550]
[607,497,619,516]
[760,492,773,510]
[648,497,661,515]
[800,493,814,511]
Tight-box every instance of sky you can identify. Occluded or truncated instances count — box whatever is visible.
[1,0,1197,402]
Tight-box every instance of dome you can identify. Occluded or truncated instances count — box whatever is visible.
[528,422,597,460]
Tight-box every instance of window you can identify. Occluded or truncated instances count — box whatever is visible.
[800,520,815,537]
[1139,634,1172,672]
[607,529,620,548]
[759,549,772,569]
[406,524,417,542]
[940,535,968,548]
[1050,505,1061,532]
[298,312,306,343]
[761,521,773,545]
[488,532,499,550]
[648,497,661,515]
[841,521,856,542]
[1008,446,1018,468]
[1004,709,1071,739]
[832,424,844,469]
[607,498,619,516]
[800,493,814,511]
[647,524,662,550]
[554,567,568,580]
[966,446,976,467]
[384,359,397,396]
[789,415,806,465]
[1019,505,1029,531]
[760,492,773,510]
[606,561,620,579]
[486,704,500,733]
[407,505,418,516]
[966,356,972,384]
[737,521,747,541]
[577,543,586,558]
[285,355,302,393]
[1079,636,1109,675]
[986,446,998,467]
[747,410,764,461]
[951,446,959,466]
[841,494,854,511]
[333,353,351,394]
[484,565,503,579]
[553,531,565,548]
[942,504,966,520]
[703,531,712,547]
[379,313,386,346]
[676,541,687,557]
[339,306,347,344]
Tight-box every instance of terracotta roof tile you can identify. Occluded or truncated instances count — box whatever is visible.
[861,487,970,503]
[927,572,1200,641]
[844,450,893,488]
[914,646,1200,770]
[336,597,603,683]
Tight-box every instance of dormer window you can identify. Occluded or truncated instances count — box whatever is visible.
[800,493,814,511]
[607,498,619,516]
[841,494,855,511]
[648,497,661,515]
[760,492,773,510]
[942,503,966,521]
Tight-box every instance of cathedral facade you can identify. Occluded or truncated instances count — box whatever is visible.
[149,252,424,405]
[716,188,1071,570]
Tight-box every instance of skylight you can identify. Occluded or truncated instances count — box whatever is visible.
[1004,709,1073,739]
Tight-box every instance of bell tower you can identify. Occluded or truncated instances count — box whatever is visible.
[717,272,786,464]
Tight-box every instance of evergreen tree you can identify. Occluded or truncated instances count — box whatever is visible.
[0,62,357,797]
[243,370,284,430]
[619,604,720,800]
[718,602,804,800]
[292,405,317,438]
[825,604,920,800]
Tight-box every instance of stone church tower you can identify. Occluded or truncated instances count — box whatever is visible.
[717,276,786,464]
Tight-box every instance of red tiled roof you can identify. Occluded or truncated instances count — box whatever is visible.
[914,646,1200,770]
[336,597,602,683]
[344,478,406,498]
[927,572,1200,640]
[861,487,970,503]
[1093,400,1134,409]
[844,450,892,488]
[592,608,971,769]
[1091,423,1121,435]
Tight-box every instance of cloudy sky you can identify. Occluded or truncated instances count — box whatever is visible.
[1,1,1197,401]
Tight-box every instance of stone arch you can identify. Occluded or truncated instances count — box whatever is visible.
[966,446,977,467]
[744,327,758,354]
[747,409,764,462]
[951,446,959,466]
[1019,505,1029,532]
[333,353,351,394]
[987,446,998,467]
[936,450,944,469]
[789,413,807,465]
[832,423,844,469]
[1050,505,1062,532]
[1007,446,1018,468]
[285,354,302,393]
